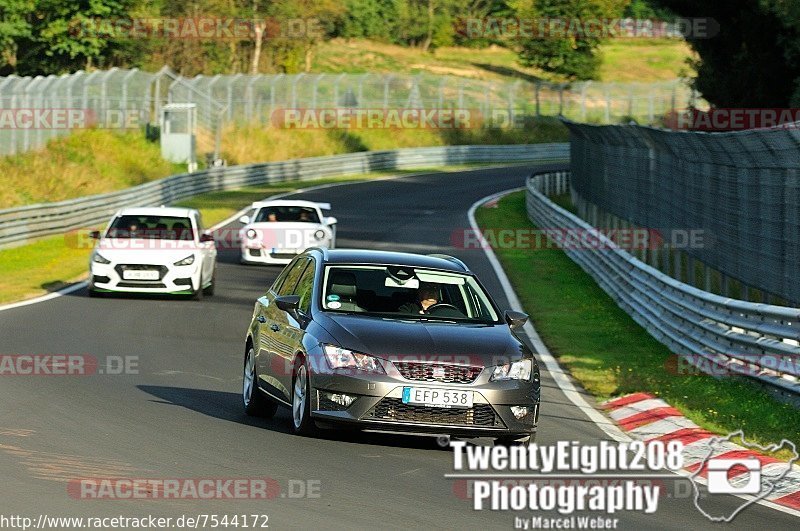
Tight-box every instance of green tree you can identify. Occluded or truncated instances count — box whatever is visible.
[654,0,800,107]
[511,0,630,80]
[20,0,137,73]
[335,0,400,41]
[0,0,34,73]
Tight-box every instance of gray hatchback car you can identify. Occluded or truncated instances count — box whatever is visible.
[242,248,541,445]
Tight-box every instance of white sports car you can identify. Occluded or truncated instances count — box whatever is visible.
[88,207,218,299]
[238,200,337,265]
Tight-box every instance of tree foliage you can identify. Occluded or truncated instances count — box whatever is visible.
[654,0,800,107]
[510,0,630,80]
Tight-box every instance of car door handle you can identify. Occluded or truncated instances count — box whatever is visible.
[269,324,281,332]
[256,316,267,324]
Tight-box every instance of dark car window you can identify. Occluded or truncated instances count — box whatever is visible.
[294,258,316,314]
[107,215,194,240]
[278,257,310,296]
[270,264,291,294]
[321,265,501,323]
[254,206,320,224]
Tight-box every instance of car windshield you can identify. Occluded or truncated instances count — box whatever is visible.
[321,265,500,323]
[254,206,320,223]
[106,215,194,240]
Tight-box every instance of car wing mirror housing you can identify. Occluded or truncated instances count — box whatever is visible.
[89,230,101,239]
[325,216,337,226]
[239,215,250,225]
[275,295,301,313]
[199,233,215,243]
[504,310,529,330]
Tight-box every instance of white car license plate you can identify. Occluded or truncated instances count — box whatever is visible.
[122,270,159,280]
[402,387,473,408]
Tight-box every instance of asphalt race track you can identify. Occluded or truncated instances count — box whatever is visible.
[0,165,796,530]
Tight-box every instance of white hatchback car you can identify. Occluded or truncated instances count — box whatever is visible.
[238,200,337,265]
[88,207,217,299]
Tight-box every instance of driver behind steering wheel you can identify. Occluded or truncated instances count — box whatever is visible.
[399,283,440,314]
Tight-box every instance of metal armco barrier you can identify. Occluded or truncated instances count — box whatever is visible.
[0,143,568,249]
[526,170,800,401]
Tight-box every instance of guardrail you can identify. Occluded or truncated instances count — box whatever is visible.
[526,170,800,402]
[0,143,568,249]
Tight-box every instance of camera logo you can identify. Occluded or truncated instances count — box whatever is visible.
[689,430,798,522]
[706,458,761,494]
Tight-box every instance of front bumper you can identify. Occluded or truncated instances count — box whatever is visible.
[308,361,540,438]
[90,262,200,294]
[240,246,302,265]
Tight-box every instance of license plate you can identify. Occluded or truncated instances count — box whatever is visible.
[402,387,473,408]
[122,270,159,280]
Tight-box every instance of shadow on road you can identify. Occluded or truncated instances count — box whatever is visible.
[138,385,452,451]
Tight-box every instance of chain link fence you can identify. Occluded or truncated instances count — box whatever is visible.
[564,118,800,306]
[0,66,698,158]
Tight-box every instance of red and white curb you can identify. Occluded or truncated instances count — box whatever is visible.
[601,392,800,513]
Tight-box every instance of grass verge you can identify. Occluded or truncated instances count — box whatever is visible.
[475,191,800,449]
[315,38,695,84]
[220,118,568,165]
[0,130,184,209]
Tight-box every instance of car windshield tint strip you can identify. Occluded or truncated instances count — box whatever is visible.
[321,265,499,323]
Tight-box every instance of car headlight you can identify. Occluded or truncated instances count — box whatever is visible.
[323,345,384,373]
[490,359,533,381]
[92,253,111,264]
[173,254,195,266]
[246,229,258,240]
[314,229,326,241]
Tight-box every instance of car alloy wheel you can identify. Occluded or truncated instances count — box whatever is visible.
[243,348,255,407]
[243,346,277,417]
[291,358,317,435]
[293,364,307,429]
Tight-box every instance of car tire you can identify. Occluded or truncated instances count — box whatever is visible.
[290,356,317,436]
[203,268,216,296]
[243,345,278,418]
[192,278,203,300]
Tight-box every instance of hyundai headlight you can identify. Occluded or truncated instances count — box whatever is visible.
[92,253,111,264]
[246,229,258,240]
[174,254,195,266]
[314,229,326,241]
[323,345,384,373]
[490,359,533,381]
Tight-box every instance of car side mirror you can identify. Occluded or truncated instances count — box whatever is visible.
[325,216,337,226]
[239,215,250,225]
[89,230,101,240]
[275,294,300,313]
[199,233,215,243]
[504,310,528,330]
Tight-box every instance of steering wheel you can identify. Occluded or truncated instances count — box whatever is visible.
[425,303,462,316]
